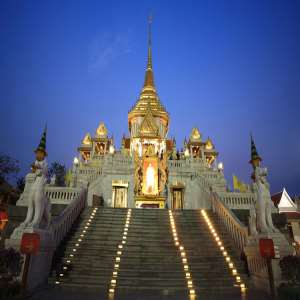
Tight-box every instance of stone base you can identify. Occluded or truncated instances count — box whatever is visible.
[5,225,55,291]
[135,195,166,208]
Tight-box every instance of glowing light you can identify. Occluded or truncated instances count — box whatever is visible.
[184,265,189,271]
[60,273,64,277]
[55,281,60,284]
[117,251,122,255]
[75,243,79,247]
[113,271,118,277]
[114,264,119,269]
[116,257,121,262]
[189,289,195,295]
[232,269,237,275]
[229,263,234,269]
[109,288,115,293]
[186,272,191,278]
[118,245,123,249]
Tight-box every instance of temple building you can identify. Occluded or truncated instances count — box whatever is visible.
[75,22,226,210]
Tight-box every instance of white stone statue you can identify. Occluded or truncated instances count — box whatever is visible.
[20,127,51,229]
[253,166,277,234]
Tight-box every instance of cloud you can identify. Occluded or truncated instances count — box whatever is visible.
[88,32,132,71]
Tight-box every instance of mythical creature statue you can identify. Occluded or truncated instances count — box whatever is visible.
[249,135,277,235]
[253,166,277,234]
[20,127,51,229]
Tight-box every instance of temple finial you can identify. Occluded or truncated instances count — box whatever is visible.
[143,14,155,88]
[147,14,153,70]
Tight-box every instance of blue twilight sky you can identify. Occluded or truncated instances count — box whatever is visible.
[0,0,299,195]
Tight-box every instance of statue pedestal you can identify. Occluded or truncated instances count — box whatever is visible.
[245,232,293,294]
[5,226,55,291]
[135,195,166,208]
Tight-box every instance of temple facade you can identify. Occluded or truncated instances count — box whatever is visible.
[74,23,228,209]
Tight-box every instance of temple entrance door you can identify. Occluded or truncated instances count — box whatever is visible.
[112,186,128,208]
[172,188,184,210]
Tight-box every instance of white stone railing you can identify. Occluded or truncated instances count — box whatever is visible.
[211,192,249,251]
[45,186,81,203]
[50,187,87,248]
[217,192,255,209]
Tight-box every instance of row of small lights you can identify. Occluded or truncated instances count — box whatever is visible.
[108,208,132,295]
[168,210,196,298]
[56,207,99,284]
[200,209,246,294]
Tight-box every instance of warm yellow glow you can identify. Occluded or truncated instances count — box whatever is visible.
[109,288,115,294]
[116,257,120,262]
[117,251,122,255]
[113,271,118,277]
[240,283,245,289]
[182,258,187,263]
[223,251,227,256]
[186,272,191,278]
[232,269,237,275]
[111,279,116,284]
[220,246,224,251]
[118,245,123,249]
[75,243,79,247]
[179,246,184,251]
[184,265,189,270]
[181,252,186,257]
[114,264,119,269]
[122,240,126,244]
[236,276,241,282]
[189,289,195,295]
[229,263,234,268]
[226,257,230,262]
[175,241,179,246]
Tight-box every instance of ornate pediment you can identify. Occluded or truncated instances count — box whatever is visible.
[82,133,92,146]
[139,105,159,137]
[190,127,201,141]
[96,122,108,138]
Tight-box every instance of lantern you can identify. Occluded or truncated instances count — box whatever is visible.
[20,233,40,255]
[259,238,275,258]
[0,211,8,231]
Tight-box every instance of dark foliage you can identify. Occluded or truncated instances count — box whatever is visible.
[48,162,66,187]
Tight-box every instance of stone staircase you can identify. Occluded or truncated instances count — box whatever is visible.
[49,208,251,299]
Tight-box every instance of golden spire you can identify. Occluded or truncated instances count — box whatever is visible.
[128,15,168,124]
[143,14,155,88]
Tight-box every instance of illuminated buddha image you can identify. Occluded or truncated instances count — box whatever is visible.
[146,163,155,193]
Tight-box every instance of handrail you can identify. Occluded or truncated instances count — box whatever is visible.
[50,187,87,248]
[211,192,249,251]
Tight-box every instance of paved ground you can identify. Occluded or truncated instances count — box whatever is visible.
[28,285,271,300]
